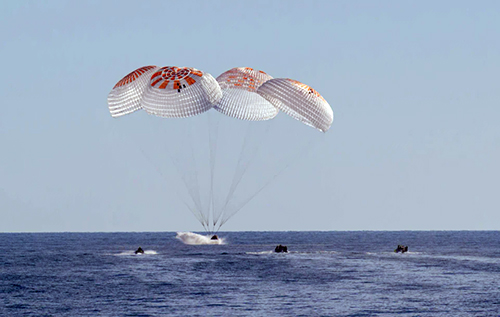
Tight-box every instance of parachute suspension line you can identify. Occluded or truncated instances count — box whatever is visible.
[215,121,272,229]
[181,200,209,233]
[186,123,209,230]
[156,122,207,230]
[214,121,265,228]
[207,112,220,233]
[124,122,207,229]
[214,122,251,228]
[216,161,286,231]
[165,149,206,227]
[216,134,321,231]
[118,121,168,183]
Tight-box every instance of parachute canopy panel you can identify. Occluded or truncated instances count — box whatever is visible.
[215,67,278,121]
[107,66,160,118]
[142,67,222,118]
[257,78,333,132]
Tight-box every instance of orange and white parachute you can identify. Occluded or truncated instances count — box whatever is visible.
[107,66,158,117]
[107,65,333,132]
[107,66,222,118]
[214,67,277,121]
[257,78,333,132]
[107,65,334,233]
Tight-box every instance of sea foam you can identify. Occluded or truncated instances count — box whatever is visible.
[176,232,224,245]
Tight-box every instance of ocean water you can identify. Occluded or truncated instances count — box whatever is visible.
[1,231,499,316]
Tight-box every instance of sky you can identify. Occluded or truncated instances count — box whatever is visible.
[1,1,499,232]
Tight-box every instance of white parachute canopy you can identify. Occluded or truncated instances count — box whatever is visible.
[142,67,221,118]
[215,67,277,121]
[107,66,159,117]
[107,66,222,118]
[257,78,333,132]
[107,65,334,233]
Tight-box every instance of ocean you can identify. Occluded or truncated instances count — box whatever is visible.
[1,231,499,316]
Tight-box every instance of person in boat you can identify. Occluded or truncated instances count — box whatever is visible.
[211,235,219,240]
[135,247,144,254]
[394,245,408,253]
[274,244,288,253]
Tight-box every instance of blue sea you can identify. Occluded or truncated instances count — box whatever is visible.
[1,231,499,316]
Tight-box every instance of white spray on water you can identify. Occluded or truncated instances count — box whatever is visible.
[176,232,225,245]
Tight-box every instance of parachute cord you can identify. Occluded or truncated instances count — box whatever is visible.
[208,112,220,232]
[219,123,250,214]
[217,162,288,229]
[166,151,207,227]
[216,121,271,227]
[217,164,285,230]
[186,123,208,228]
[218,136,320,228]
[119,121,208,229]
[182,199,208,232]
[156,121,206,230]
[228,122,256,199]
[214,122,260,229]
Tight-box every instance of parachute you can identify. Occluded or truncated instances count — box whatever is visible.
[107,65,333,234]
[214,67,277,121]
[257,78,334,132]
[108,66,158,117]
[108,66,222,118]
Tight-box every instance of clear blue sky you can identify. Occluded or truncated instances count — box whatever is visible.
[1,1,499,232]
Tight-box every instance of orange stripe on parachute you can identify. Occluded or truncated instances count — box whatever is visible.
[191,70,203,77]
[151,77,163,87]
[113,66,156,88]
[185,77,196,85]
[287,79,325,101]
[151,71,162,79]
[158,80,169,89]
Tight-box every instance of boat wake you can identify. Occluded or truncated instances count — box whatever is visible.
[246,250,338,255]
[113,250,158,256]
[176,232,224,245]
